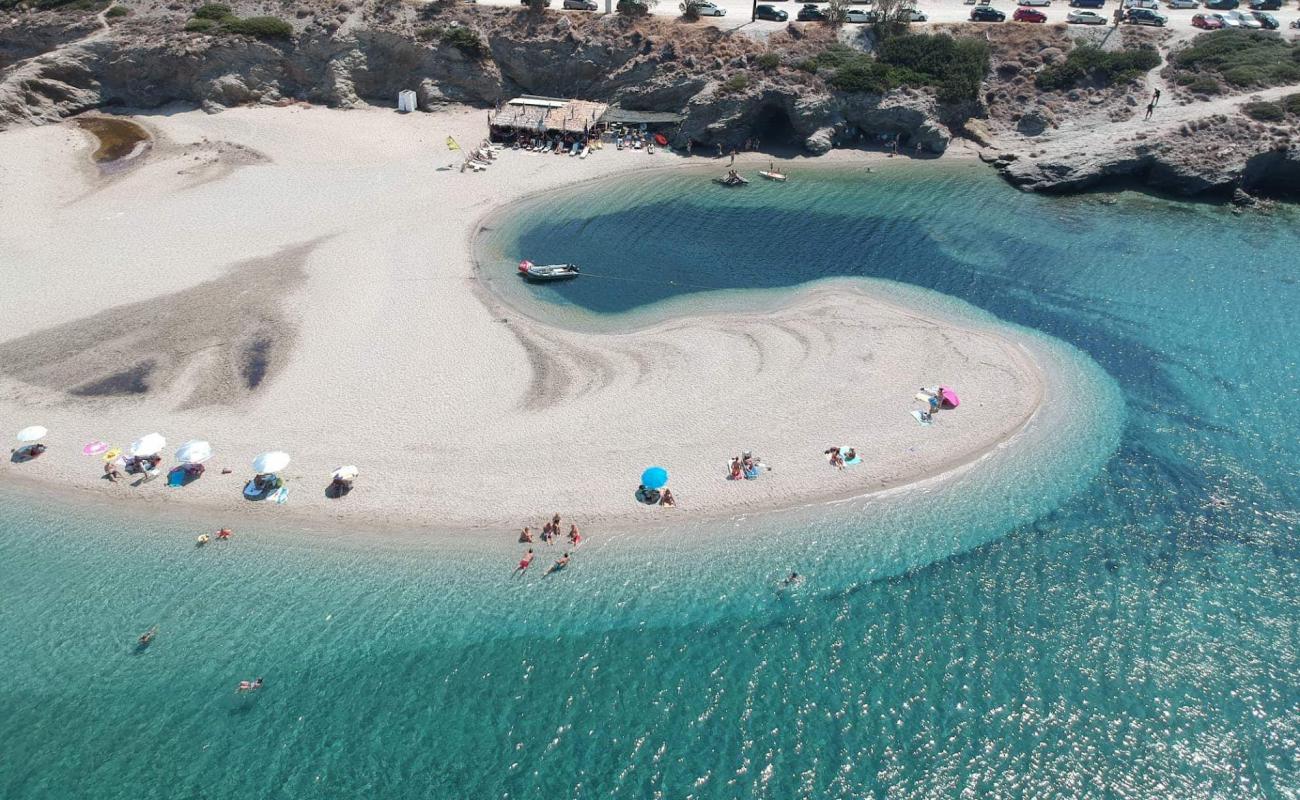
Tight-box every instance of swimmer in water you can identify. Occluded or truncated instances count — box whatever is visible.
[544,552,571,577]
[237,677,264,693]
[780,572,803,588]
[513,548,535,577]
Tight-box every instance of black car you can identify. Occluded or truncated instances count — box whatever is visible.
[1252,9,1279,26]
[796,3,827,19]
[1203,0,1238,8]
[1125,7,1167,22]
[1069,0,1105,6]
[970,4,1007,20]
[755,3,789,19]
[1248,0,1279,8]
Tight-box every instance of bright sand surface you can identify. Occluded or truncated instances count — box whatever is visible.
[0,105,1045,531]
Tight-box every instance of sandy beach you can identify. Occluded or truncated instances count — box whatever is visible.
[0,104,1045,531]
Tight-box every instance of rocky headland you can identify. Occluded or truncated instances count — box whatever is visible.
[2,0,1297,198]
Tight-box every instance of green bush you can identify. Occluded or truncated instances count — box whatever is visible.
[722,73,750,93]
[439,25,487,57]
[1282,93,1300,115]
[1171,30,1300,89]
[1036,45,1161,91]
[756,52,780,71]
[1187,75,1220,94]
[1243,101,1285,122]
[224,16,294,38]
[105,4,129,15]
[193,3,233,19]
[807,35,989,103]
[184,16,217,31]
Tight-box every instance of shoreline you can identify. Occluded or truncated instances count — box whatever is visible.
[0,105,1047,535]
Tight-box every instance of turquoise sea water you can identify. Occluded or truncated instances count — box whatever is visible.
[4,162,1299,798]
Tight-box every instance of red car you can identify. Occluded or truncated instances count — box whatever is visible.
[1013,6,1048,19]
[1191,12,1224,26]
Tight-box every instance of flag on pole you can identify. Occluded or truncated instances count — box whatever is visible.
[446,136,461,151]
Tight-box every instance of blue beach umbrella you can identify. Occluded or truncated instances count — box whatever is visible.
[641,466,669,489]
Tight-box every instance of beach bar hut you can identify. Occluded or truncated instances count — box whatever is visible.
[397,90,418,113]
[488,96,609,143]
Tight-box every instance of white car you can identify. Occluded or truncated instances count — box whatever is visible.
[1211,11,1240,24]
[1067,9,1108,21]
[1018,0,1051,6]
[686,0,726,14]
[1123,0,1158,8]
[844,8,877,21]
[1166,0,1198,7]
[1225,9,1262,25]
[902,7,929,19]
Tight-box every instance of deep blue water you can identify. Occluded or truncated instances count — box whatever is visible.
[4,162,1299,799]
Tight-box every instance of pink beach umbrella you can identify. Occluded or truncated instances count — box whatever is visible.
[83,441,110,456]
[938,387,960,409]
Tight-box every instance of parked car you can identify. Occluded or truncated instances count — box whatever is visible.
[1123,0,1158,9]
[1069,0,1105,7]
[1210,10,1241,22]
[1067,9,1108,20]
[1203,0,1238,9]
[1013,6,1049,18]
[1166,0,1198,8]
[1248,0,1279,9]
[1018,0,1051,5]
[970,4,1008,19]
[1251,10,1279,26]
[901,7,929,19]
[1223,8,1262,23]
[562,0,597,8]
[685,0,726,14]
[844,8,879,21]
[1291,16,1300,26]
[755,3,789,18]
[796,3,826,19]
[1126,7,1168,22]
[1191,11,1224,24]
[520,0,552,5]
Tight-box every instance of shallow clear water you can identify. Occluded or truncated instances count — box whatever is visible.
[4,162,1299,799]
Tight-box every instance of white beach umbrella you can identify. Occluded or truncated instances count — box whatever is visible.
[129,433,167,458]
[175,440,213,465]
[252,451,291,474]
[16,425,48,443]
[332,465,359,481]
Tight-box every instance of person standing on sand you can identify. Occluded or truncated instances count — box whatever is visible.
[729,149,736,166]
[1144,101,1155,121]
[1152,88,1162,107]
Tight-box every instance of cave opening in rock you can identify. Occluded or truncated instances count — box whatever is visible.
[751,105,799,151]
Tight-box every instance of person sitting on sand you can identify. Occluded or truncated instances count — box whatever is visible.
[519,526,534,544]
[843,448,856,463]
[568,524,582,548]
[544,552,571,577]
[659,488,676,507]
[825,447,845,470]
[729,458,743,480]
[513,548,535,577]
[104,461,121,482]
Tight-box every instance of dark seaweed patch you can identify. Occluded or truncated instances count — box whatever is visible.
[241,337,272,389]
[70,361,154,396]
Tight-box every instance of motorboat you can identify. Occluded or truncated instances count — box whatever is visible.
[518,261,580,281]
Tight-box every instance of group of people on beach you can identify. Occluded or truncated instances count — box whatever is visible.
[515,513,582,578]
[728,452,768,481]
[824,446,858,471]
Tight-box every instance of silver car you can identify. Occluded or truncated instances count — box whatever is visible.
[691,0,727,14]
[1225,9,1262,25]
[1166,0,1198,7]
[1067,9,1108,21]
[562,0,597,8]
[1018,0,1052,6]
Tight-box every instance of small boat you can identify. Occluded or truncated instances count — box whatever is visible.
[713,174,750,187]
[518,260,580,281]
[759,170,787,182]
[654,133,669,147]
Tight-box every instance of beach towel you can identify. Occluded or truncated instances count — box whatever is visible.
[911,410,932,427]
[167,469,185,488]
